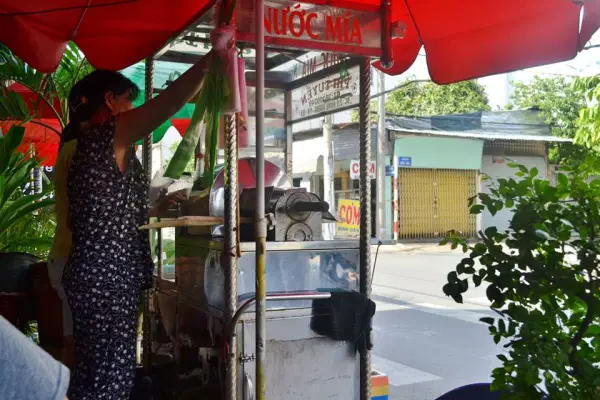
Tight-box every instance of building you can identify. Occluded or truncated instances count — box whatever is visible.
[291,110,570,240]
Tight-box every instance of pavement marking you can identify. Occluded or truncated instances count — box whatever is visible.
[375,301,412,312]
[372,354,443,387]
[373,284,491,325]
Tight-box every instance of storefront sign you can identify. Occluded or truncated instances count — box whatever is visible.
[349,160,376,180]
[291,64,359,121]
[236,1,381,56]
[337,199,360,237]
[290,52,348,79]
[398,156,412,167]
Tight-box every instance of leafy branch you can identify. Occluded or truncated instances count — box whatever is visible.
[442,159,600,400]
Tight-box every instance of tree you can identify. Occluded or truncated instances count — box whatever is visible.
[352,79,490,121]
[387,79,491,116]
[574,75,600,154]
[509,76,588,164]
[443,160,600,400]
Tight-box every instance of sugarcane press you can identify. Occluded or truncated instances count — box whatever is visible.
[151,158,361,399]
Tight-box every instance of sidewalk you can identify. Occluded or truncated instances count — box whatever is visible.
[371,242,460,254]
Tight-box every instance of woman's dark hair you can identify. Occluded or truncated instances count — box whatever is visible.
[59,70,139,150]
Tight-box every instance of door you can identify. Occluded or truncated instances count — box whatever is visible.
[398,169,477,239]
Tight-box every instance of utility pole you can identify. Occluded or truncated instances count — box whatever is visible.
[376,70,387,241]
[323,114,335,240]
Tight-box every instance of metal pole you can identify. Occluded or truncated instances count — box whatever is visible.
[284,91,293,178]
[254,0,267,399]
[142,56,154,373]
[322,115,334,240]
[358,57,372,400]
[393,155,399,241]
[376,70,386,241]
[224,114,239,400]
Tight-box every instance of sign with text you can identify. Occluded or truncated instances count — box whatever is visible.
[349,160,376,180]
[289,52,348,79]
[291,64,359,121]
[398,156,412,167]
[236,1,381,56]
[385,165,395,177]
[336,199,360,237]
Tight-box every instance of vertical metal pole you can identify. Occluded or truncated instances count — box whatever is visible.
[284,91,293,178]
[255,1,267,399]
[393,155,399,241]
[376,70,387,241]
[322,115,335,240]
[142,56,154,373]
[224,114,239,400]
[358,57,372,400]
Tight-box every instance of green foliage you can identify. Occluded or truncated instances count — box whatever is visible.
[575,75,600,154]
[510,76,588,163]
[442,159,600,400]
[0,42,93,130]
[0,125,55,256]
[352,79,490,122]
[387,80,491,116]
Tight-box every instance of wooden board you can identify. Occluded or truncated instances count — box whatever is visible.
[139,216,251,230]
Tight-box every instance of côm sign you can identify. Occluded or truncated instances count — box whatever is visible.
[349,160,376,180]
[337,199,360,237]
[235,1,381,55]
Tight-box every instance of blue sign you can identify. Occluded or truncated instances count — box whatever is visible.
[385,165,395,177]
[398,156,412,167]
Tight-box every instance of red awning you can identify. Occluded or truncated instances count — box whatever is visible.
[1,120,62,167]
[7,83,63,119]
[1,1,599,83]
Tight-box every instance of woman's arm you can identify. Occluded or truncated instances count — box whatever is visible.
[114,53,212,148]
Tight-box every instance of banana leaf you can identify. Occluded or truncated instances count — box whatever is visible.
[164,59,230,186]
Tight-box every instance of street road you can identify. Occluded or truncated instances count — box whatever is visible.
[370,246,501,400]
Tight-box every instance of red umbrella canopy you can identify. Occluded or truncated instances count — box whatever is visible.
[1,1,599,83]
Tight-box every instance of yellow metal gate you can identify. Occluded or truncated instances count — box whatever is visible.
[398,169,477,239]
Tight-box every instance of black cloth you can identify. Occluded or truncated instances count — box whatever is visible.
[63,118,153,400]
[310,291,376,356]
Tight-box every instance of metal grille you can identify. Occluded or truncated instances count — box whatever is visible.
[398,169,477,239]
[484,140,546,157]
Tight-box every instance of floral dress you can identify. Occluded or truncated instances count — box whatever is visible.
[63,118,153,400]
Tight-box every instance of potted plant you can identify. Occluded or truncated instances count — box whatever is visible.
[0,124,55,330]
[442,159,600,400]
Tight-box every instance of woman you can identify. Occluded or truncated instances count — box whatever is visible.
[48,76,96,370]
[62,54,211,400]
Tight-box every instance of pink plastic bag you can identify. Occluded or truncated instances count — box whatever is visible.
[210,25,240,115]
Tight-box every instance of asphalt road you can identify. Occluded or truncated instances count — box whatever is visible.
[370,247,501,400]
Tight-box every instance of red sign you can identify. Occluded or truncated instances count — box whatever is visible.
[236,1,381,56]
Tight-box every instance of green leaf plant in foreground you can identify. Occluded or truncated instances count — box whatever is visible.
[0,125,55,257]
[441,158,600,400]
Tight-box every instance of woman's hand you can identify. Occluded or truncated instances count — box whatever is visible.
[149,190,188,217]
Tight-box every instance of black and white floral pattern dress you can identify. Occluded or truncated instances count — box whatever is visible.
[63,118,153,400]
